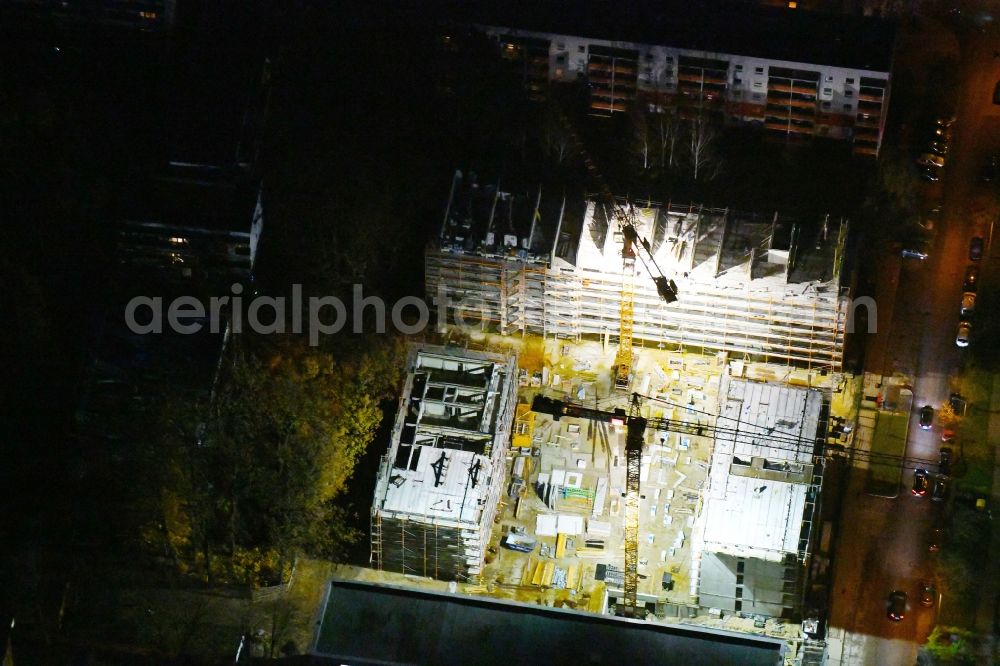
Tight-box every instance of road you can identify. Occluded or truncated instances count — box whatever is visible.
[828,17,1000,666]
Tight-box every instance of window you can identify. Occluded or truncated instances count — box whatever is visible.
[843,103,852,110]
[846,77,855,85]
[753,81,763,89]
[735,600,743,611]
[822,101,831,109]
[735,64,743,72]
[823,87,832,95]
[646,52,654,61]
[826,75,833,82]
[734,77,743,86]
[754,66,764,74]
[666,56,674,63]
[752,93,763,101]
[578,45,586,53]
[557,42,565,51]
[845,89,854,98]
[555,53,566,64]
[737,560,746,574]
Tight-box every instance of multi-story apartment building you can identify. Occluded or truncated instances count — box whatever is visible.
[460,3,895,156]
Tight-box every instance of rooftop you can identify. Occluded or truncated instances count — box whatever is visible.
[459,0,896,72]
[701,376,824,560]
[436,172,844,288]
[315,579,787,665]
[372,346,517,527]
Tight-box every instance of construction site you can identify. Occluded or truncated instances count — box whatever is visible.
[364,335,838,661]
[426,169,850,373]
[362,154,854,662]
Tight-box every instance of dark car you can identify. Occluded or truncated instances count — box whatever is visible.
[919,405,934,429]
[964,266,979,291]
[970,237,984,261]
[913,469,930,496]
[932,476,949,502]
[920,582,936,607]
[939,447,953,476]
[928,526,943,552]
[919,165,941,182]
[888,590,908,621]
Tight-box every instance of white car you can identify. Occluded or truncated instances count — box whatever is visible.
[956,321,971,347]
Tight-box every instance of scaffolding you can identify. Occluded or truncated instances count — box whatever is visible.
[370,345,519,581]
[429,178,850,372]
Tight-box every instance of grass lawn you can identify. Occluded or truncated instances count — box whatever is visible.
[954,367,996,496]
[866,408,910,495]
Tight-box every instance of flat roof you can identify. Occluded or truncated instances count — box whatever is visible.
[315,579,786,665]
[373,346,516,527]
[701,377,823,560]
[460,0,895,72]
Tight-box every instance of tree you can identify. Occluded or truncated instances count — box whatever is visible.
[922,625,976,664]
[630,104,653,172]
[687,115,721,181]
[654,109,681,170]
[542,101,575,166]
[147,334,407,585]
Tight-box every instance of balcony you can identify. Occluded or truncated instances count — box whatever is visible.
[767,95,816,110]
[768,81,818,96]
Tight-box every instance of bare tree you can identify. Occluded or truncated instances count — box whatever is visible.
[687,115,721,181]
[543,103,575,165]
[654,110,681,169]
[630,104,653,171]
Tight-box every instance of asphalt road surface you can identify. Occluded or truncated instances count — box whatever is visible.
[829,18,1000,666]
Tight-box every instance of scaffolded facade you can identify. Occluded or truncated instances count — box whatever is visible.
[426,171,850,372]
[370,345,519,581]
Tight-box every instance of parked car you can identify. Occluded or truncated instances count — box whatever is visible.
[888,590,908,621]
[932,476,949,502]
[935,114,956,127]
[920,207,942,231]
[969,237,984,261]
[913,468,930,496]
[961,291,977,317]
[901,248,928,260]
[919,165,941,182]
[920,582,937,607]
[939,447,953,476]
[956,321,971,348]
[917,153,946,168]
[964,266,979,291]
[930,140,950,157]
[919,405,934,429]
[928,526,943,552]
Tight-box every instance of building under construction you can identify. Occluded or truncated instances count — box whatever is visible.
[694,376,827,620]
[370,345,519,581]
[426,171,850,373]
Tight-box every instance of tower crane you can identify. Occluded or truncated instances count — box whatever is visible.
[530,391,815,619]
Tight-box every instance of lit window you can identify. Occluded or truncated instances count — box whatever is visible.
[169,237,189,245]
[788,1,797,7]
